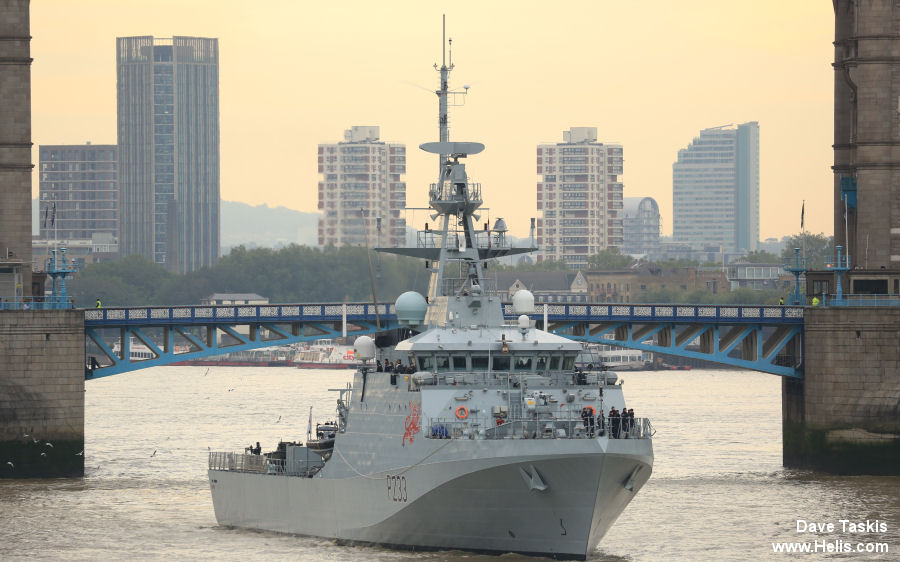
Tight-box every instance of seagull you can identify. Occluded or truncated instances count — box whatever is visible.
[275,415,282,424]
[23,434,29,439]
[32,437,39,443]
[45,442,53,448]
[150,449,157,457]
[40,452,47,457]
[76,450,84,456]
[227,388,235,392]
[6,461,13,469]
[204,368,210,376]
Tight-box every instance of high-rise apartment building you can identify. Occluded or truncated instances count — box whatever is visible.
[117,36,219,273]
[38,144,117,241]
[672,122,759,253]
[536,127,624,269]
[317,126,406,248]
[622,197,660,256]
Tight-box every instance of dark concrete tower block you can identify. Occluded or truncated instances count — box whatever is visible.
[0,0,33,292]
[833,0,900,270]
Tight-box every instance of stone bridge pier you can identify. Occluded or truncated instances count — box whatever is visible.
[783,307,900,474]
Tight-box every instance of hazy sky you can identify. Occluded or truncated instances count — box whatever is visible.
[31,0,835,240]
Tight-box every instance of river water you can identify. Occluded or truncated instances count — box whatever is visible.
[2,367,897,560]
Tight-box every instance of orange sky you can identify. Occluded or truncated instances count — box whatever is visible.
[30,0,836,240]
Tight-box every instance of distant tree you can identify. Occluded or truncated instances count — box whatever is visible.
[780,233,834,269]
[587,248,635,270]
[69,245,430,308]
[738,250,781,264]
[492,258,570,271]
[650,258,699,269]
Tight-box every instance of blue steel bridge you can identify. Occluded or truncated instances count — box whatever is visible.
[84,302,804,379]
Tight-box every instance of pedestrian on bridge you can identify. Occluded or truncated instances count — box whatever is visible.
[779,297,784,306]
[95,297,102,309]
[811,296,820,307]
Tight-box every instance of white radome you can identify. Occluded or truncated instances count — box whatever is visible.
[512,289,535,314]
[353,336,376,360]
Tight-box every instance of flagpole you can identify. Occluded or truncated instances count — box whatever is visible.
[801,200,806,267]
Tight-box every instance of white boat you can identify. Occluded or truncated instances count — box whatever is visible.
[208,22,653,560]
[576,342,650,371]
[293,341,357,369]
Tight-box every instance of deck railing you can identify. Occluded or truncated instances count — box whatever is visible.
[208,451,323,477]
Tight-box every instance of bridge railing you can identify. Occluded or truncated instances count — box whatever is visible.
[504,303,805,323]
[821,294,900,307]
[85,303,395,324]
[0,296,74,310]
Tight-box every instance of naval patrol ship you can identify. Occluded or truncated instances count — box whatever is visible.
[208,22,653,560]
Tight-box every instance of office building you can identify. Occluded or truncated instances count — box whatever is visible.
[38,144,117,241]
[672,122,759,253]
[117,36,219,273]
[317,126,406,247]
[536,127,624,269]
[622,196,660,256]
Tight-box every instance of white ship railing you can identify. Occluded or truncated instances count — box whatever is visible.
[209,451,267,472]
[426,415,652,440]
[208,451,323,477]
[409,370,615,390]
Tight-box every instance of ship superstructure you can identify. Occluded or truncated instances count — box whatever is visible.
[208,19,653,560]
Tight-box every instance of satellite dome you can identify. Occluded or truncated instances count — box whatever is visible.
[395,291,428,327]
[492,218,508,232]
[353,336,376,361]
[512,289,534,314]
[518,314,530,330]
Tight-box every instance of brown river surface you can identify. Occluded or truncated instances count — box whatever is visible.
[2,367,898,560]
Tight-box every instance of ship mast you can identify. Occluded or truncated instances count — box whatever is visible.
[377,16,534,326]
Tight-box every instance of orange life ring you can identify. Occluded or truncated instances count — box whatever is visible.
[495,417,504,426]
[584,406,595,416]
[455,406,469,419]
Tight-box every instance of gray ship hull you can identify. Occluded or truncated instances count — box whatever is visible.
[210,438,651,559]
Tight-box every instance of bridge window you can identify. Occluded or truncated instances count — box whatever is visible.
[452,355,467,371]
[417,355,434,372]
[514,356,533,371]
[492,356,511,372]
[536,355,548,372]
[563,355,576,371]
[435,356,450,372]
[549,355,561,370]
[471,355,489,370]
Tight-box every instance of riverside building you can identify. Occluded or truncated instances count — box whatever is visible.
[672,122,759,253]
[536,127,624,269]
[116,36,220,273]
[317,126,406,248]
[38,144,117,241]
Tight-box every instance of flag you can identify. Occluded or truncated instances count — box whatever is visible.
[800,201,805,231]
[50,202,56,228]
